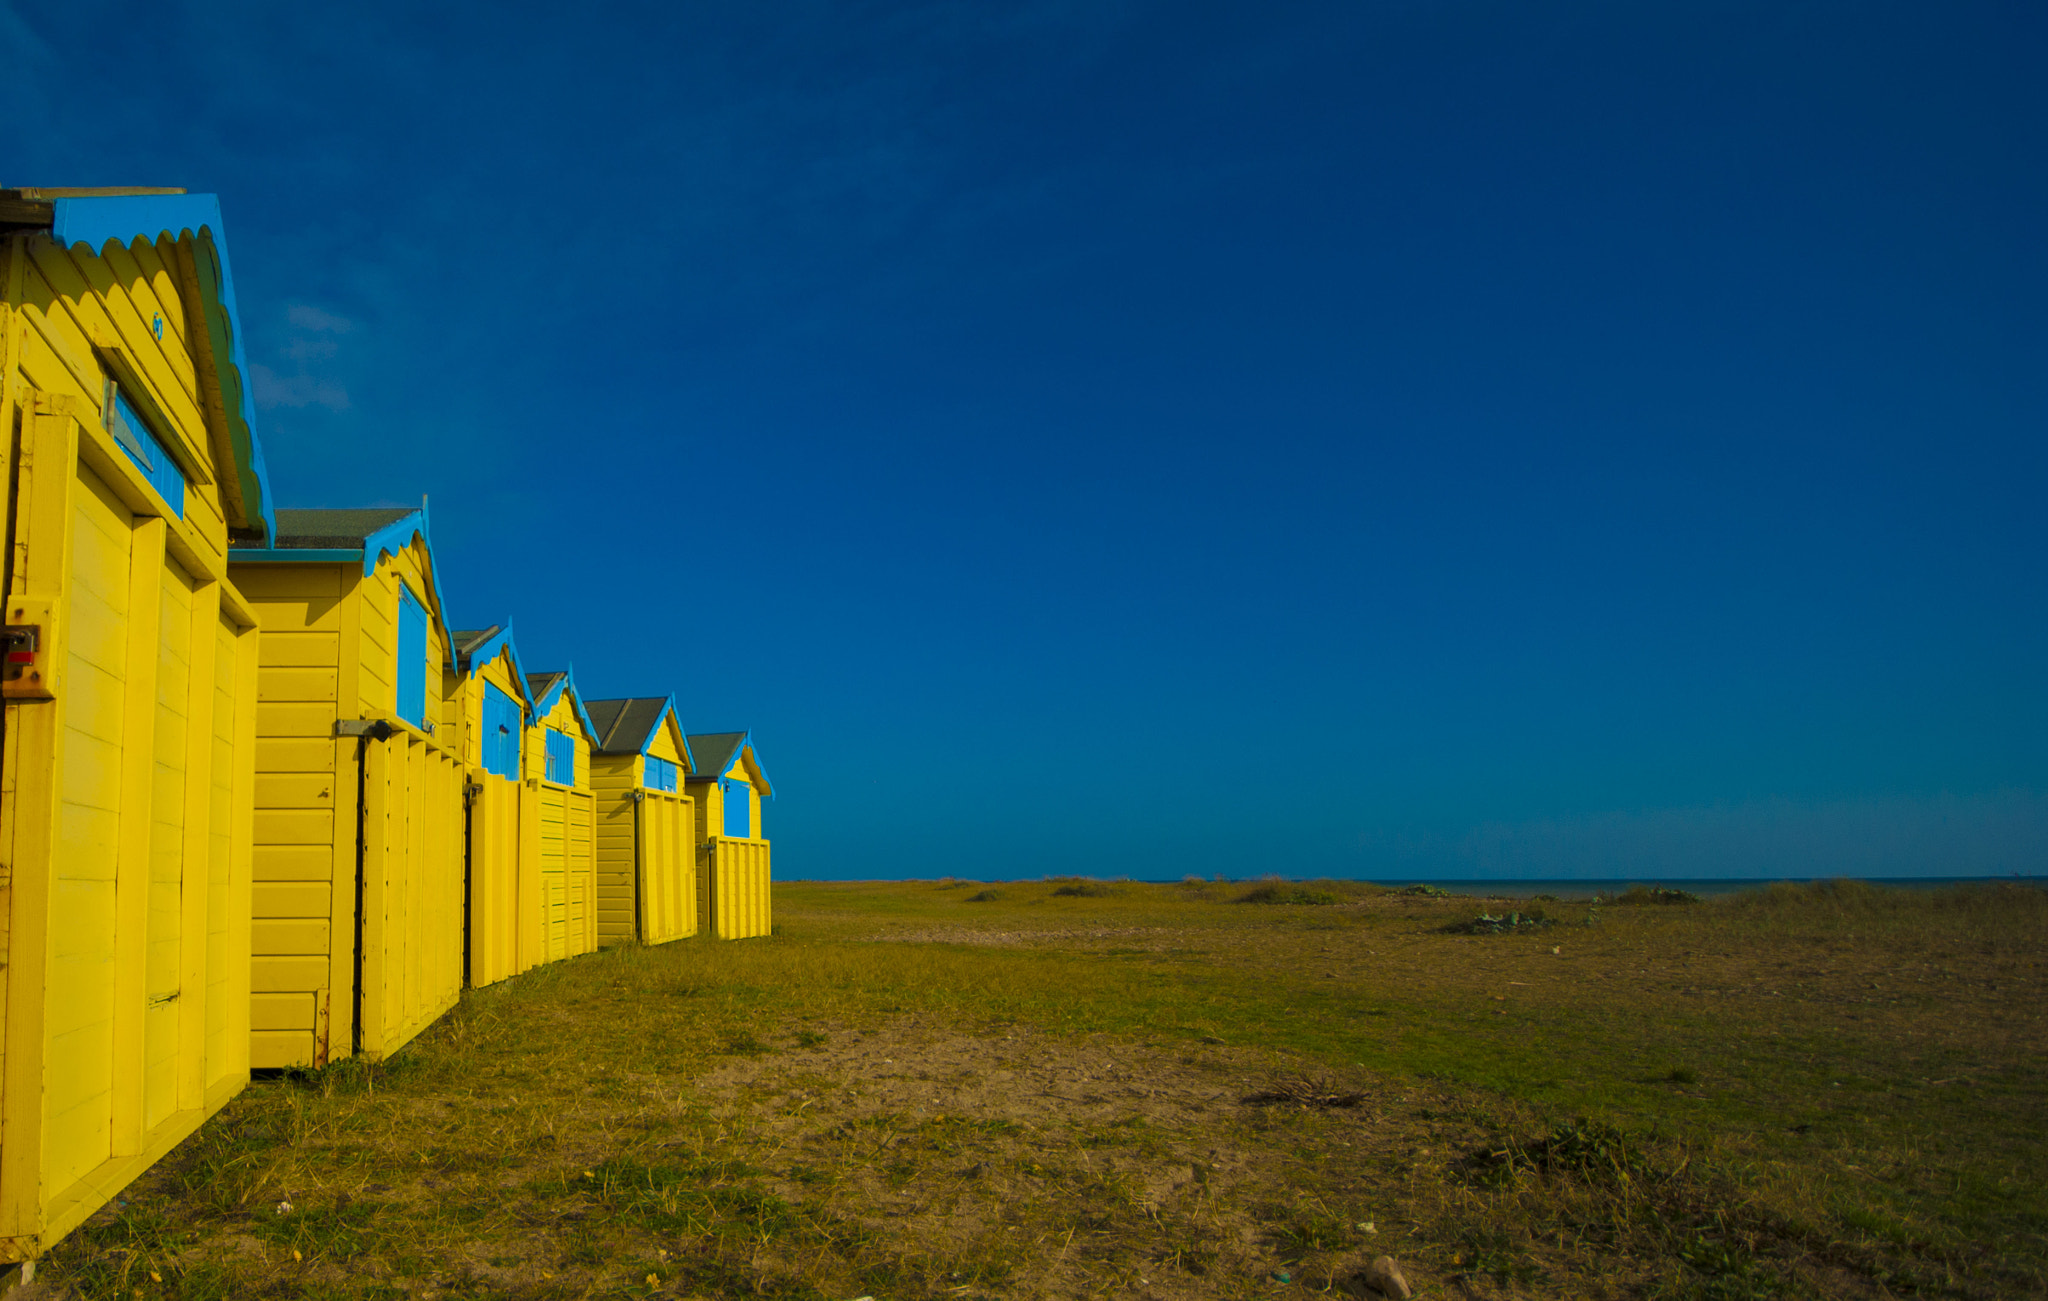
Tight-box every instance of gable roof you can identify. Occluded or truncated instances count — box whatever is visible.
[686,730,774,799]
[453,622,534,709]
[584,696,694,769]
[526,667,600,745]
[233,502,456,663]
[18,189,278,542]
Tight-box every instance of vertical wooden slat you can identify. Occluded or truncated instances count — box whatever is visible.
[108,514,164,1159]
[0,406,81,1247]
[357,738,387,1059]
[330,569,363,1062]
[175,579,219,1111]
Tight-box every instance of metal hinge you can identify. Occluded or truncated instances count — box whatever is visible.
[337,719,395,740]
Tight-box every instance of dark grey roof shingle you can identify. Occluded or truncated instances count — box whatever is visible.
[684,732,747,781]
[256,507,416,549]
[584,697,670,755]
[451,627,501,660]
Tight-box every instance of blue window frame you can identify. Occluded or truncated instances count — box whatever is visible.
[106,384,185,518]
[722,779,751,838]
[395,585,427,727]
[643,755,678,794]
[545,727,575,785]
[480,682,521,780]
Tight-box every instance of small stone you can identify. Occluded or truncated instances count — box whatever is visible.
[1272,1270,1291,1282]
[1362,1255,1411,1299]
[1356,1220,1377,1234]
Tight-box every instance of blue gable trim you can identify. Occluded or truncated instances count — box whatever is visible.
[634,696,695,773]
[462,622,535,718]
[360,504,456,664]
[531,665,602,747]
[51,194,277,543]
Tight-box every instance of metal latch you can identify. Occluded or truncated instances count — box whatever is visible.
[337,719,395,740]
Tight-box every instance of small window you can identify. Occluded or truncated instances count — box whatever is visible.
[545,727,576,785]
[104,380,185,518]
[722,779,751,838]
[395,585,428,728]
[643,755,678,794]
[480,682,521,780]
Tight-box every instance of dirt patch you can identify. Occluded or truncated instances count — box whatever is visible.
[680,1018,1433,1299]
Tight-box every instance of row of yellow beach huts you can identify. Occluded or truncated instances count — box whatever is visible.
[0,187,773,1261]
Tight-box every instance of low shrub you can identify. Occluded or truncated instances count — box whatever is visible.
[1050,881,1117,898]
[1236,884,1342,906]
[1608,885,1701,906]
[1442,910,1555,935]
[1398,883,1453,898]
[965,889,1003,903]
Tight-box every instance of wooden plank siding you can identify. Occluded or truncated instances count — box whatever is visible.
[588,708,697,949]
[228,530,462,1069]
[0,223,262,1259]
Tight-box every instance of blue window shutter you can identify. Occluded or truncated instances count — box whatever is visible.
[395,586,427,727]
[724,779,750,838]
[643,755,676,794]
[482,683,520,779]
[545,728,575,785]
[109,388,185,518]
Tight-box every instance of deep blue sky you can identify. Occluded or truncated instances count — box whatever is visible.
[7,1,2045,879]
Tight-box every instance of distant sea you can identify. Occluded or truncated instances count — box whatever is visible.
[1166,876,2046,899]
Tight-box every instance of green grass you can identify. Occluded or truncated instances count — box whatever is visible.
[36,877,2048,1299]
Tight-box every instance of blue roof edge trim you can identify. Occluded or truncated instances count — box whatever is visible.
[532,665,602,747]
[687,729,774,799]
[360,505,458,662]
[463,622,535,715]
[51,194,277,543]
[743,738,775,801]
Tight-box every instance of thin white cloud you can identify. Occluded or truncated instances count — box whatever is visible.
[252,364,349,412]
[286,303,354,333]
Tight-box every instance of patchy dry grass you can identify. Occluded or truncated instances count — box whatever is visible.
[29,877,2048,1299]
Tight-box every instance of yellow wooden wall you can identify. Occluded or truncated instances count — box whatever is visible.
[0,230,258,1258]
[530,692,595,962]
[237,562,345,1067]
[234,545,463,1068]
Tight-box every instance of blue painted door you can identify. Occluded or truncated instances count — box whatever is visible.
[723,779,750,838]
[396,585,427,727]
[481,682,520,779]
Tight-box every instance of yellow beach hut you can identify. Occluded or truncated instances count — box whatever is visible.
[685,732,774,940]
[0,188,276,1258]
[523,669,600,963]
[452,625,540,988]
[584,698,697,946]
[226,507,465,1070]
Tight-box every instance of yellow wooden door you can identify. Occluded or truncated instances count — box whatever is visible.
[359,736,463,1058]
[537,785,562,961]
[43,464,133,1194]
[467,775,522,987]
[564,790,594,957]
[637,792,694,944]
